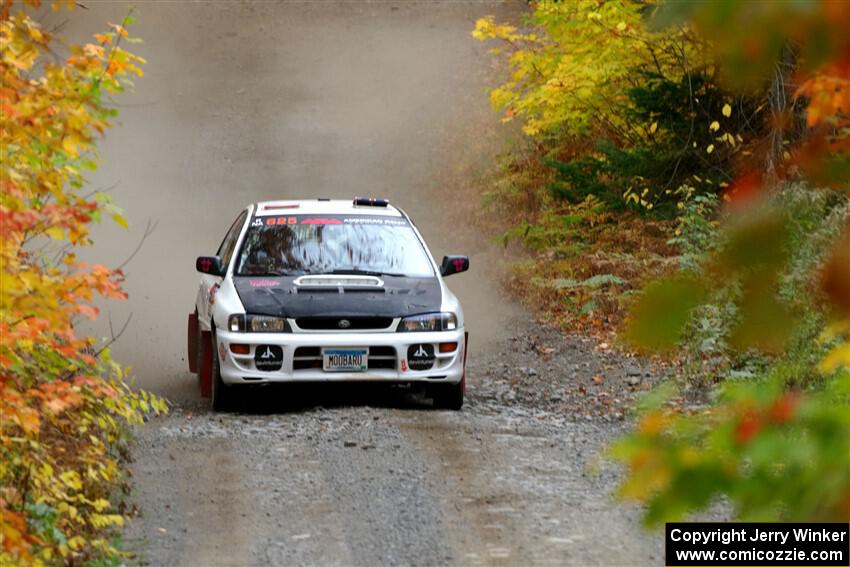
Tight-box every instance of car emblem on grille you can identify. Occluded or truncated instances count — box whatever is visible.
[338,319,351,329]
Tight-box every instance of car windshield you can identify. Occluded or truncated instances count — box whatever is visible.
[235,215,434,277]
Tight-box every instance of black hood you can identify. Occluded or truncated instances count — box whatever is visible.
[233,276,442,318]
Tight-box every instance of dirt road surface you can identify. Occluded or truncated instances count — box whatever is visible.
[58,2,662,565]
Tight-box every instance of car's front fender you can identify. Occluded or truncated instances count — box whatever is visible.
[209,276,245,331]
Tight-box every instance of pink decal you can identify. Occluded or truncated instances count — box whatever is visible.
[249,279,280,288]
[452,258,465,272]
[301,218,342,225]
[199,258,212,272]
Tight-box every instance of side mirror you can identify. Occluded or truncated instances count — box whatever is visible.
[196,256,225,276]
[440,255,469,277]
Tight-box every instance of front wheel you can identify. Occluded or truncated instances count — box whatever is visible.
[432,378,464,410]
[198,326,213,398]
[210,329,236,412]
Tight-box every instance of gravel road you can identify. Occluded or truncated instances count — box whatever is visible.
[56,2,662,565]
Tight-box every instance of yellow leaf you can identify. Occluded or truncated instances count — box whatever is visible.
[649,122,658,134]
[709,121,720,132]
[45,227,64,240]
[62,135,80,157]
[706,144,715,154]
[819,342,850,373]
[112,213,129,228]
[67,536,85,550]
[722,103,732,117]
[616,22,627,31]
[60,470,82,491]
[820,319,850,341]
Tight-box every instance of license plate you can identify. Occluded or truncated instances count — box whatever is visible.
[322,348,368,372]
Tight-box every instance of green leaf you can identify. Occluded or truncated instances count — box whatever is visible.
[624,275,708,352]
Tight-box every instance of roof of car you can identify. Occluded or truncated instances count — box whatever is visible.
[252,199,404,217]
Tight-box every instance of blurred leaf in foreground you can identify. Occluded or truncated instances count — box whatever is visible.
[625,276,708,353]
[614,0,850,526]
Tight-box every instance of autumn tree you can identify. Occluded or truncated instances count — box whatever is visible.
[1,1,164,563]
[474,0,849,522]
[614,1,850,523]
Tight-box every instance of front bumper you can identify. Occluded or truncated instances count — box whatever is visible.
[215,328,466,385]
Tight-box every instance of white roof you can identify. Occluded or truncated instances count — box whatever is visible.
[253,199,403,217]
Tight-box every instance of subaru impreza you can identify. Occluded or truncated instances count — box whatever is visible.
[187,198,469,411]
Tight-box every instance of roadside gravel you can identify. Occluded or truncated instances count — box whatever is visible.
[469,320,662,422]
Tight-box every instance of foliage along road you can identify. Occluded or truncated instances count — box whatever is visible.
[60,2,660,565]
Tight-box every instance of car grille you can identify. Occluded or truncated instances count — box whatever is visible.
[293,346,397,370]
[295,317,394,330]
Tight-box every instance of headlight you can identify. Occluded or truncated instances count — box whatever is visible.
[397,312,457,332]
[227,314,290,333]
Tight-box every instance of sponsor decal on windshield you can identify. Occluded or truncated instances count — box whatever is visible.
[249,215,410,227]
[264,216,298,226]
[342,217,408,226]
[301,217,343,225]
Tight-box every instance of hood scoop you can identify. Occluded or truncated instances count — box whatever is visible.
[293,274,385,294]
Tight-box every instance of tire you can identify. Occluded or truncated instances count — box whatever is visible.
[210,328,235,412]
[198,328,213,398]
[432,377,464,410]
[434,336,467,410]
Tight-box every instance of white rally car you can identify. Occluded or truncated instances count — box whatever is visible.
[187,198,469,411]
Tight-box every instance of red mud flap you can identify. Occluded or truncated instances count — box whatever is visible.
[462,331,469,394]
[187,312,199,373]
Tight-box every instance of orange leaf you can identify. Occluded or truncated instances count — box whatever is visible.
[77,304,99,320]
